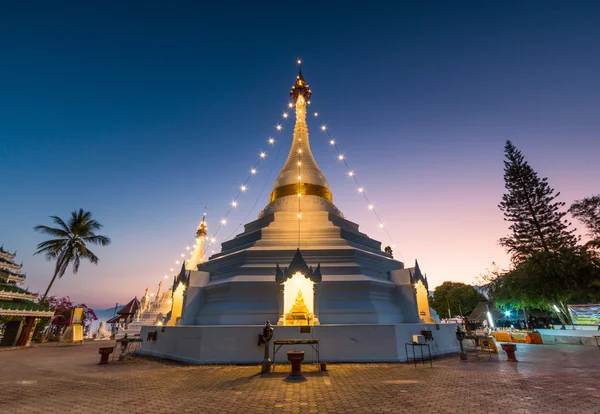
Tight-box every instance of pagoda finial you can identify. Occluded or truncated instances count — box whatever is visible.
[290,62,312,104]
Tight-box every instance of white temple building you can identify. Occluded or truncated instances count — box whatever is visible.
[138,69,458,363]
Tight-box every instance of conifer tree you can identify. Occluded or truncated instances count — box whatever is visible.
[498,141,578,262]
[569,195,600,249]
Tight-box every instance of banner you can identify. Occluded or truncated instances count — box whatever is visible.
[568,304,600,326]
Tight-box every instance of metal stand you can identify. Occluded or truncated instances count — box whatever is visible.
[404,342,432,367]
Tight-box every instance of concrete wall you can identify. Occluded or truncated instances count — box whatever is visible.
[537,328,600,347]
[137,323,459,364]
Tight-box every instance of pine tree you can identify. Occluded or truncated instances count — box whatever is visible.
[569,195,600,249]
[498,141,578,262]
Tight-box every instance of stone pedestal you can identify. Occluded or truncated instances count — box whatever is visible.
[287,351,305,380]
[501,343,518,362]
[98,347,113,365]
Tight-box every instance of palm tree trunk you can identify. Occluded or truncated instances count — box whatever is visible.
[41,270,59,300]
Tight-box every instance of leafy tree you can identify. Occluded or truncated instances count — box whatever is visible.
[430,282,486,318]
[569,195,600,249]
[34,209,111,299]
[488,247,600,325]
[499,141,578,263]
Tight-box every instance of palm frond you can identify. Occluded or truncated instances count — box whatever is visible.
[33,225,70,239]
[82,235,111,246]
[49,216,71,234]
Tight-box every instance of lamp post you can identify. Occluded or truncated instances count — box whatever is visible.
[259,321,274,373]
[456,325,468,362]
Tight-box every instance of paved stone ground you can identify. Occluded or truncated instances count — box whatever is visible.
[1,341,599,413]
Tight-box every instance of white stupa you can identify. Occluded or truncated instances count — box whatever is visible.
[138,68,458,363]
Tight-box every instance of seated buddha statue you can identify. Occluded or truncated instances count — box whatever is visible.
[285,290,312,325]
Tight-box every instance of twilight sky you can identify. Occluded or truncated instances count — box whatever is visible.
[1,2,599,308]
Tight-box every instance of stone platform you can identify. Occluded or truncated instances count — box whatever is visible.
[137,323,459,364]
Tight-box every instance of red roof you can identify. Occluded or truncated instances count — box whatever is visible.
[117,297,140,316]
[106,314,122,324]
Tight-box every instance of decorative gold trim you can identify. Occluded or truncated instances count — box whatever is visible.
[270,183,332,203]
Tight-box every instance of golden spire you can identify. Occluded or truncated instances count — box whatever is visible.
[269,67,332,204]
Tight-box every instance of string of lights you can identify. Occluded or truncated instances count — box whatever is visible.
[223,137,283,242]
[152,107,293,289]
[312,110,403,261]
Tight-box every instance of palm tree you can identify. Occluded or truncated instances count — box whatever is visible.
[34,209,111,300]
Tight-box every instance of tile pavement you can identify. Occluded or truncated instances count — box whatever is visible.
[1,341,599,413]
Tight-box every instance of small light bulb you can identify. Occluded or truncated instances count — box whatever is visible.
[211,237,216,243]
[175,260,180,264]
[297,161,302,166]
[283,113,288,119]
[298,213,302,218]
[260,152,266,158]
[186,246,190,250]
[241,185,247,191]
[297,175,302,180]
[297,59,302,65]
[314,112,318,117]
[288,102,293,108]
[392,244,396,248]
[358,187,364,193]
[298,149,303,153]
[180,253,185,257]
[276,125,282,131]
[164,276,168,279]
[231,201,238,207]
[250,169,256,175]
[297,193,302,197]
[321,125,327,131]
[329,140,335,145]
[221,219,227,225]
[379,223,384,228]
[338,154,344,160]
[307,100,311,105]
[348,171,354,177]
[170,268,174,272]
[268,138,275,144]
[368,204,374,210]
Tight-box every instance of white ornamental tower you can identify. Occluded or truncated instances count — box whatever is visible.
[186,211,207,271]
[137,66,457,363]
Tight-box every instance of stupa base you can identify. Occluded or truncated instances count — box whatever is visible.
[137,323,459,364]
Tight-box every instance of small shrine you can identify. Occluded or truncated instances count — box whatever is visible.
[0,246,53,347]
[114,282,172,338]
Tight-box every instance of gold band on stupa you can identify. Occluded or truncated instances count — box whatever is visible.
[270,183,332,203]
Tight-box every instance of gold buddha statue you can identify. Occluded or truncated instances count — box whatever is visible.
[285,290,312,325]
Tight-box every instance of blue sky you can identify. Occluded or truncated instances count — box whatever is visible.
[1,1,599,307]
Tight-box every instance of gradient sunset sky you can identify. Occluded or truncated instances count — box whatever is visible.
[1,2,599,308]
